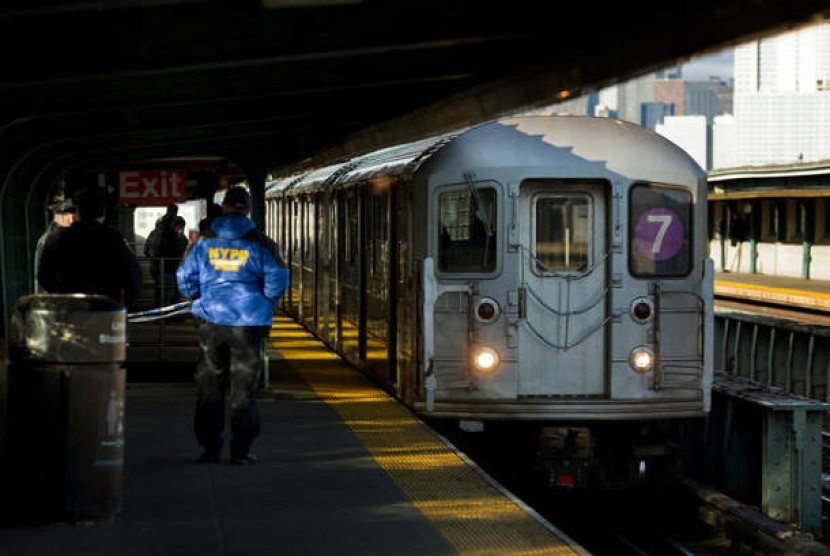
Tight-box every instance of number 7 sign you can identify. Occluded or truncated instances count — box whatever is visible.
[634,208,684,261]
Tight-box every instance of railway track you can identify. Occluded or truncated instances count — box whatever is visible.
[525,473,830,555]
[436,421,830,555]
[417,296,830,553]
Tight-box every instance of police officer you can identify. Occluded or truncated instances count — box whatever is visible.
[177,186,288,465]
[34,194,75,293]
[38,186,142,308]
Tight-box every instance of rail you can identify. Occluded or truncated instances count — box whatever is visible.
[127,256,195,363]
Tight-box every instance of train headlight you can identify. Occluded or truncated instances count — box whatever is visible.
[473,346,500,373]
[630,297,654,323]
[474,297,501,323]
[629,347,655,373]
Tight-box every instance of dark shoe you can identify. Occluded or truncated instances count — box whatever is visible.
[197,451,220,463]
[230,454,258,466]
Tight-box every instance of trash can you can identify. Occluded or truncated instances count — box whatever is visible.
[3,294,126,522]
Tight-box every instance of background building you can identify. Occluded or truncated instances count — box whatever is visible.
[525,57,734,170]
[712,114,736,169]
[733,20,830,166]
[523,19,830,172]
[656,115,709,169]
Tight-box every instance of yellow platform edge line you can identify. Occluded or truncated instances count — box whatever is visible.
[714,280,830,302]
[267,315,587,556]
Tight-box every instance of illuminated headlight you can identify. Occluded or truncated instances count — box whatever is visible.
[629,347,655,373]
[630,297,654,323]
[473,346,500,373]
[474,297,501,323]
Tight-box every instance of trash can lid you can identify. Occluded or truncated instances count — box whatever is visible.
[9,294,127,363]
[14,293,125,314]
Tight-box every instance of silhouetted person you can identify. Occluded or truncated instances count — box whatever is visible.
[160,215,189,304]
[34,194,75,293]
[144,204,180,306]
[144,215,165,305]
[729,211,746,246]
[727,210,747,272]
[198,202,222,237]
[38,186,143,308]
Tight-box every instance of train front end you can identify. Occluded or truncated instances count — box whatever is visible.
[417,116,713,487]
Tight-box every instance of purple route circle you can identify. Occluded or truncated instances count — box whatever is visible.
[634,208,684,261]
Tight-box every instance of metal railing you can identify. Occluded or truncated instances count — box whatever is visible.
[127,256,196,363]
[714,310,830,405]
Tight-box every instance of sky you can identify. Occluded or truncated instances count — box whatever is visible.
[681,49,734,80]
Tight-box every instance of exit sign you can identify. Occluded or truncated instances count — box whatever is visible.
[118,170,187,206]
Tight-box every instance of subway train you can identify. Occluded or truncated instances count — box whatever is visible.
[265,115,714,489]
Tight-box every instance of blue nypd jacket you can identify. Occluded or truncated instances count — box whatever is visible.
[177,213,288,327]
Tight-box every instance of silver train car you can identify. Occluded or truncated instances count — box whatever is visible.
[265,115,714,488]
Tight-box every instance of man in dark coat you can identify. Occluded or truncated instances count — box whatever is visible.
[38,186,143,309]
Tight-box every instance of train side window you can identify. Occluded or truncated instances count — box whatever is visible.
[367,191,389,295]
[304,198,315,260]
[292,200,301,260]
[534,195,590,273]
[438,188,497,273]
[629,184,692,277]
[344,192,358,263]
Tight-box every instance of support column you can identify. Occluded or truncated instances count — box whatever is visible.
[708,375,828,536]
[761,405,825,536]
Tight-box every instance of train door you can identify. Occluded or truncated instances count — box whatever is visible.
[301,195,316,330]
[281,197,294,313]
[315,193,335,343]
[517,180,608,396]
[337,187,361,362]
[364,185,392,383]
[395,183,415,400]
[287,197,302,316]
[333,189,343,352]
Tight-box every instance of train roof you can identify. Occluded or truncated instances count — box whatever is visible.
[265,116,703,195]
[265,129,461,195]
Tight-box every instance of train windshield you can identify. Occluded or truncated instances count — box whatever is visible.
[534,194,591,273]
[438,187,497,272]
[628,184,692,277]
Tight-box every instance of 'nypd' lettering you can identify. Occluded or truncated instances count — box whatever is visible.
[209,248,250,272]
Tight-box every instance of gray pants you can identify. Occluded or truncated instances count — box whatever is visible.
[193,321,268,459]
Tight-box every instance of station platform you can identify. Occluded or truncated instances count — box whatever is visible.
[714,271,830,312]
[0,315,588,556]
